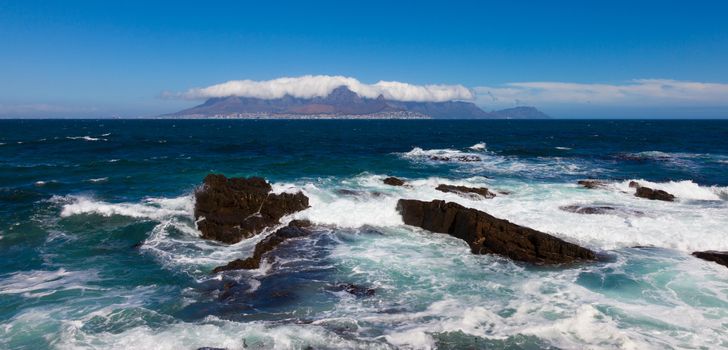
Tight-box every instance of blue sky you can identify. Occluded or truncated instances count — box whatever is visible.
[1,0,727,118]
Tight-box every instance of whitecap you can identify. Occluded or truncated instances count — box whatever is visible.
[468,142,487,151]
[85,177,109,183]
[55,194,193,220]
[66,135,107,142]
[614,179,727,201]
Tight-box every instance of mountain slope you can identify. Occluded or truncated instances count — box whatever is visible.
[163,86,548,119]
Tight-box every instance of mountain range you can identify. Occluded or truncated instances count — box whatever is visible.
[163,86,548,119]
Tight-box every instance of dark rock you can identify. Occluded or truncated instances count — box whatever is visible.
[635,186,675,202]
[560,205,644,217]
[212,220,313,273]
[436,184,496,199]
[327,283,376,297]
[628,181,641,188]
[692,251,728,268]
[383,177,406,186]
[577,180,607,189]
[396,199,596,264]
[194,174,309,244]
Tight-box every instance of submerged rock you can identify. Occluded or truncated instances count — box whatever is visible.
[577,180,607,189]
[383,176,406,186]
[212,220,313,273]
[692,251,728,268]
[560,204,644,217]
[435,184,496,199]
[396,199,596,264]
[327,283,376,297]
[194,174,309,244]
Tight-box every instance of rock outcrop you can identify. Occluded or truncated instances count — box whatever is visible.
[577,180,607,189]
[383,177,406,186]
[692,251,728,268]
[396,199,596,264]
[213,220,313,273]
[630,182,675,201]
[194,174,309,244]
[435,184,496,199]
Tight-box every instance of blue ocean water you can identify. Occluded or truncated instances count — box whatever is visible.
[1,119,727,349]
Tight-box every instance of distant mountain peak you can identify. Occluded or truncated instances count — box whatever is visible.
[162,86,549,119]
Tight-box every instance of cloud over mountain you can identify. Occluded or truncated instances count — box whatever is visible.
[179,75,475,102]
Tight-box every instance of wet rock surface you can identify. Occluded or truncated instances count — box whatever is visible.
[213,220,313,273]
[630,182,675,201]
[397,199,596,264]
[577,180,608,189]
[383,176,406,186]
[436,184,496,199]
[194,174,309,244]
[692,251,728,268]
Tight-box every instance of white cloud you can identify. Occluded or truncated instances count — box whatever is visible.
[178,75,474,102]
[474,79,728,108]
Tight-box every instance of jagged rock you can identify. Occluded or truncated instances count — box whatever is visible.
[436,184,496,199]
[194,174,309,244]
[213,220,312,273]
[635,186,675,202]
[692,251,728,268]
[560,204,644,217]
[396,199,596,264]
[383,177,406,186]
[578,180,607,189]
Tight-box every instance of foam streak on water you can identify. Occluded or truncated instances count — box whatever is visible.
[1,120,728,349]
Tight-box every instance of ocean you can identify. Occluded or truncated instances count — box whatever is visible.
[1,119,727,349]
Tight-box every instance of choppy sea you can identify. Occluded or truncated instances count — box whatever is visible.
[1,119,727,349]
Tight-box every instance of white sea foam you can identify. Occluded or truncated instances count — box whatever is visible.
[66,136,106,142]
[85,177,109,183]
[295,181,403,228]
[289,174,728,252]
[0,269,101,298]
[613,179,728,201]
[555,146,572,150]
[326,225,728,349]
[468,142,487,151]
[57,195,193,220]
[399,146,600,178]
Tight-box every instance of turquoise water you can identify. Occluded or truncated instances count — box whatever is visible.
[1,120,727,349]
